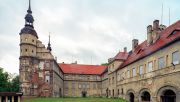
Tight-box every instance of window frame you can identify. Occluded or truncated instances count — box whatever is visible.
[148,61,153,72]
[139,65,143,75]
[172,51,179,65]
[158,57,165,69]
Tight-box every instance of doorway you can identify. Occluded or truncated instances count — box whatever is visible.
[141,91,151,101]
[161,90,176,102]
[129,92,134,102]
[82,91,87,98]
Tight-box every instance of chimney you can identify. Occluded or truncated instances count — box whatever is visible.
[132,39,139,51]
[147,25,153,45]
[72,61,77,64]
[152,20,161,43]
[153,20,159,31]
[108,58,113,63]
[55,56,57,61]
[159,24,167,31]
[124,47,127,53]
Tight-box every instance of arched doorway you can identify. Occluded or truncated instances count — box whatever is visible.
[129,92,135,102]
[141,91,151,101]
[161,90,176,102]
[113,89,114,97]
[106,88,108,97]
[59,88,62,97]
[81,91,87,97]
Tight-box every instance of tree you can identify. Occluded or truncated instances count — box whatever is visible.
[101,63,109,66]
[0,68,20,92]
[11,75,20,92]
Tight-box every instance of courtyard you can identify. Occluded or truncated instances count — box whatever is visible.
[24,97,127,102]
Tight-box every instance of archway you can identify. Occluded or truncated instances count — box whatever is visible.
[81,91,87,98]
[141,91,151,101]
[113,89,114,97]
[129,92,135,102]
[59,88,62,97]
[106,88,108,97]
[161,90,176,102]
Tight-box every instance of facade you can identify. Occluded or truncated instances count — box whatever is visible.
[59,64,106,97]
[106,20,180,102]
[19,0,107,98]
[19,1,180,102]
[19,0,63,97]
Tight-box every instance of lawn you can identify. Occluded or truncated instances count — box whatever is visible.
[24,97,127,102]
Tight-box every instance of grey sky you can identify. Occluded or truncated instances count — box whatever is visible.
[0,0,180,74]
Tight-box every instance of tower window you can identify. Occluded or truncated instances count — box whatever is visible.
[25,49,28,52]
[32,39,34,42]
[32,50,34,53]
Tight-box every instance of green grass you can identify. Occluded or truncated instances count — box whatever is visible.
[24,97,127,102]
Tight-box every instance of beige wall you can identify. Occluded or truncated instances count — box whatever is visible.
[63,74,102,97]
[116,41,180,102]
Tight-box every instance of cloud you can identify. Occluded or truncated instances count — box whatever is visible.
[0,0,180,74]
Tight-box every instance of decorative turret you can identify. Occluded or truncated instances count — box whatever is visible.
[47,34,52,52]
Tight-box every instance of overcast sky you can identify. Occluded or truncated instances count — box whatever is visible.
[0,0,180,74]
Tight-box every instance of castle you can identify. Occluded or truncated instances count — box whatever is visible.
[19,1,180,102]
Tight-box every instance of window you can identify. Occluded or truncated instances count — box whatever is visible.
[82,83,86,89]
[78,83,81,89]
[25,49,28,52]
[127,70,130,78]
[117,73,120,81]
[25,38,28,41]
[72,83,75,89]
[148,62,153,72]
[158,57,165,69]
[46,62,50,68]
[45,75,50,83]
[93,83,96,89]
[109,78,111,84]
[112,64,114,69]
[32,50,34,53]
[65,75,69,79]
[121,88,124,94]
[132,68,136,76]
[172,51,179,65]
[112,77,114,84]
[86,83,90,89]
[32,39,34,42]
[139,65,143,75]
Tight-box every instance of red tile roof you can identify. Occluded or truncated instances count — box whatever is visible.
[113,52,129,61]
[118,20,180,69]
[59,64,107,75]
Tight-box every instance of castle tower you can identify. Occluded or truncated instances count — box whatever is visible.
[19,0,38,96]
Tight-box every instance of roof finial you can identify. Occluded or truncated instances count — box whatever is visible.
[47,32,52,52]
[27,0,32,13]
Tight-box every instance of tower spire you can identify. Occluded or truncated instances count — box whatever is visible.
[27,0,32,13]
[25,0,34,27]
[47,33,52,52]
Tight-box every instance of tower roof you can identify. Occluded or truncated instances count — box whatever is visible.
[25,0,34,26]
[20,0,38,38]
